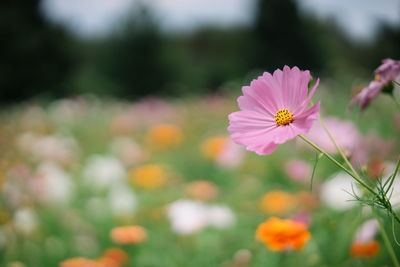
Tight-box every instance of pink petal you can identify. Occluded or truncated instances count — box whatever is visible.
[281,66,311,111]
[242,78,280,115]
[231,127,277,148]
[247,142,279,155]
[237,94,271,116]
[291,102,320,135]
[228,111,275,132]
[262,71,284,107]
[293,78,320,114]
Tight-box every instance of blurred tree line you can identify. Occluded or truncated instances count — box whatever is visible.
[1,0,399,102]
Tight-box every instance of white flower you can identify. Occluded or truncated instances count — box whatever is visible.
[108,182,137,216]
[206,205,235,228]
[167,199,235,235]
[320,172,360,211]
[34,162,74,204]
[82,155,126,191]
[14,208,37,235]
[168,200,209,235]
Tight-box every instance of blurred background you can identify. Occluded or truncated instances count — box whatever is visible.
[1,0,400,102]
[1,1,400,267]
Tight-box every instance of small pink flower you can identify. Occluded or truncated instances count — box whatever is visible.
[216,138,245,168]
[350,58,400,110]
[284,159,312,183]
[228,66,320,155]
[349,81,383,109]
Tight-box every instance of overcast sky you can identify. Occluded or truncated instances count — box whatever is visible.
[40,0,400,40]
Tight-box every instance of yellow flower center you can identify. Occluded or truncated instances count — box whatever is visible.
[374,74,381,82]
[275,109,293,126]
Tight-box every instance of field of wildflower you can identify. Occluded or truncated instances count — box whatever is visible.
[1,63,400,267]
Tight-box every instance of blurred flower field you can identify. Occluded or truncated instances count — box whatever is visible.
[0,80,399,266]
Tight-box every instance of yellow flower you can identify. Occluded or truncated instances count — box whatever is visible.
[146,124,183,149]
[129,164,167,189]
[255,217,311,251]
[259,190,296,215]
[110,226,147,245]
[201,136,227,160]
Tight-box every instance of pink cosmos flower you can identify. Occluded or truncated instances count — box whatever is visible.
[228,66,320,155]
[350,58,400,110]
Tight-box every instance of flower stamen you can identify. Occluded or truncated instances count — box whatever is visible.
[275,109,293,126]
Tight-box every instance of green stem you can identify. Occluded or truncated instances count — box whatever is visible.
[317,117,400,224]
[318,117,362,181]
[385,157,400,196]
[373,209,400,267]
[393,212,400,225]
[298,134,376,196]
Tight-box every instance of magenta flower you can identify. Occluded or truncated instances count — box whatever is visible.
[350,58,400,110]
[228,66,320,155]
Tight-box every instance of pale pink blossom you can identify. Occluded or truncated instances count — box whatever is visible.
[228,66,320,155]
[284,159,312,183]
[304,117,360,155]
[216,138,245,168]
[354,219,379,243]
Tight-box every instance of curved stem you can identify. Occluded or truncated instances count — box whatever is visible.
[298,134,376,195]
[318,117,362,180]
[385,157,400,196]
[373,209,400,267]
[393,212,400,225]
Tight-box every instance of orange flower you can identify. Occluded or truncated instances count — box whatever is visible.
[102,248,129,266]
[96,257,119,267]
[129,164,167,189]
[255,217,311,251]
[185,180,219,201]
[110,226,147,245]
[201,136,227,161]
[349,240,380,258]
[259,191,296,215]
[146,124,183,149]
[59,257,101,267]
